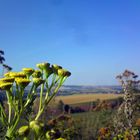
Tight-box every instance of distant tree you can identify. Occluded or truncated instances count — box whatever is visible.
[2,64,12,73]
[64,104,70,114]
[0,50,5,64]
[57,100,64,113]
[0,49,12,77]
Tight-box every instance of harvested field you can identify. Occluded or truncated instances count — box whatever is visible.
[55,93,123,105]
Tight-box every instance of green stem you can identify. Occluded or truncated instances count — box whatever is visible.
[8,103,12,124]
[15,84,20,100]
[0,103,8,126]
[6,116,20,139]
[34,132,38,140]
[45,78,63,105]
[5,129,15,140]
[39,83,44,112]
[52,74,56,84]
[6,91,12,125]
[45,76,60,101]
[35,77,65,121]
[34,108,44,121]
[24,84,35,107]
[6,88,25,138]
[19,89,24,113]
[27,84,35,98]
[44,83,52,101]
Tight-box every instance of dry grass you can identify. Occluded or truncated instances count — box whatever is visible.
[55,93,123,105]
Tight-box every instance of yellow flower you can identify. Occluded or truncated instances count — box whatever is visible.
[8,72,26,78]
[4,72,11,77]
[18,125,30,136]
[33,78,45,87]
[32,70,42,78]
[22,68,34,78]
[0,77,15,83]
[15,78,30,89]
[45,67,53,78]
[36,62,50,70]
[52,64,62,74]
[57,69,71,77]
[36,62,53,77]
[0,82,13,90]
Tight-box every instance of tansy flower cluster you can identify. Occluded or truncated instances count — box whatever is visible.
[0,62,71,140]
[0,62,71,91]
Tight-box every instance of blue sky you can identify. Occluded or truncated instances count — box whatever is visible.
[0,0,140,85]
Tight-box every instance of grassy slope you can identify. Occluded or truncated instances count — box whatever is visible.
[71,109,116,139]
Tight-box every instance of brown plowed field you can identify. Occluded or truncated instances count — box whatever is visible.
[55,93,123,104]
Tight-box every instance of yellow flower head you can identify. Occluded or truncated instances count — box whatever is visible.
[18,125,30,136]
[32,70,42,78]
[4,72,12,77]
[45,67,53,78]
[33,78,45,87]
[52,64,62,74]
[36,62,50,70]
[0,77,15,83]
[0,82,13,90]
[57,69,71,77]
[8,72,26,78]
[22,68,34,78]
[15,78,30,89]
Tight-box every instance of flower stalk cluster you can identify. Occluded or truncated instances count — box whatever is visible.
[0,62,71,139]
[114,70,140,133]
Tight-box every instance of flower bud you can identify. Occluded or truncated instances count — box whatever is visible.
[15,78,30,89]
[46,129,55,139]
[57,69,71,77]
[32,70,42,78]
[65,71,71,77]
[0,77,15,83]
[0,82,13,90]
[117,134,123,138]
[113,137,117,140]
[18,125,30,136]
[22,68,34,78]
[4,72,11,77]
[29,121,44,135]
[9,72,26,78]
[45,67,53,78]
[46,129,61,140]
[33,78,45,88]
[52,64,62,74]
[29,120,36,128]
[57,69,65,77]
[36,62,50,71]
